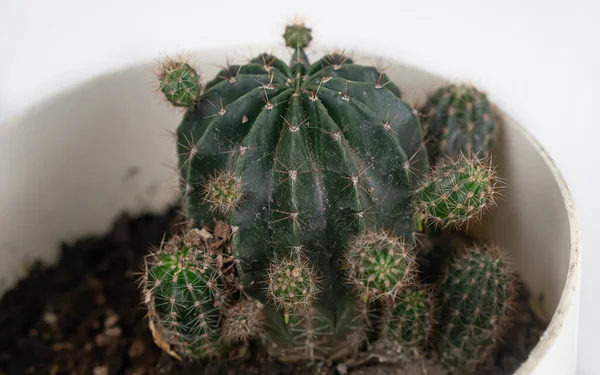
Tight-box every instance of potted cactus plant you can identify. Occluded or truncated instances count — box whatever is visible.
[139,22,518,374]
[3,18,578,375]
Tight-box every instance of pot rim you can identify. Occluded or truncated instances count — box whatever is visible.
[501,107,581,374]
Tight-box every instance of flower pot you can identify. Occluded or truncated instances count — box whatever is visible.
[0,47,580,374]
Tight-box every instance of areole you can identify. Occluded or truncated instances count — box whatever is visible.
[0,44,580,374]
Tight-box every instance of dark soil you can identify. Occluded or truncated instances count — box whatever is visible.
[0,209,547,375]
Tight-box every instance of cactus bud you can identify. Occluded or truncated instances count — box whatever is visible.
[156,57,201,108]
[283,22,312,49]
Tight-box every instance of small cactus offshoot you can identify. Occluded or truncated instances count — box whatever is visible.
[263,294,368,361]
[222,299,265,344]
[381,287,435,353]
[266,252,321,316]
[203,170,244,215]
[437,243,517,373]
[420,83,496,164]
[142,229,227,359]
[156,58,201,108]
[344,230,419,300]
[413,153,501,229]
[283,21,313,49]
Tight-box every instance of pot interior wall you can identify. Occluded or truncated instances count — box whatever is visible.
[0,46,575,371]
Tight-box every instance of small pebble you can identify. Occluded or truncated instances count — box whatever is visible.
[105,326,122,337]
[51,342,73,351]
[96,294,107,305]
[93,365,109,375]
[104,311,120,328]
[43,311,58,326]
[95,334,110,347]
[129,340,146,358]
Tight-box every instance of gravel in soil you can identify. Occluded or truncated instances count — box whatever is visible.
[0,209,547,375]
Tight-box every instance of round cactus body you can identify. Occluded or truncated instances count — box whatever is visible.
[168,28,428,359]
[381,287,435,353]
[343,230,419,300]
[143,230,227,359]
[156,58,202,108]
[437,243,516,373]
[266,252,321,314]
[413,154,500,229]
[420,83,496,164]
[222,299,265,344]
[283,22,313,49]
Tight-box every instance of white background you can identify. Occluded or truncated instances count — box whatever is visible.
[1,0,599,373]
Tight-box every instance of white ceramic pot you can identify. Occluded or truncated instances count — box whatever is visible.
[0,47,580,374]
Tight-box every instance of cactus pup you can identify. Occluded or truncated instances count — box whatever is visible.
[420,83,497,164]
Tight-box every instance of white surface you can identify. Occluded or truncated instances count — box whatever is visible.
[0,1,598,373]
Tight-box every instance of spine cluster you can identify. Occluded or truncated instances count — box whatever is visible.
[344,230,418,301]
[266,252,321,317]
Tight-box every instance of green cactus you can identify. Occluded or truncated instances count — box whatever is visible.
[381,287,435,353]
[156,58,202,108]
[420,83,496,164]
[160,21,428,360]
[437,243,516,373]
[142,229,228,359]
[413,153,501,229]
[343,230,419,301]
[266,251,321,319]
[283,22,313,49]
[146,21,518,371]
[262,294,369,361]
